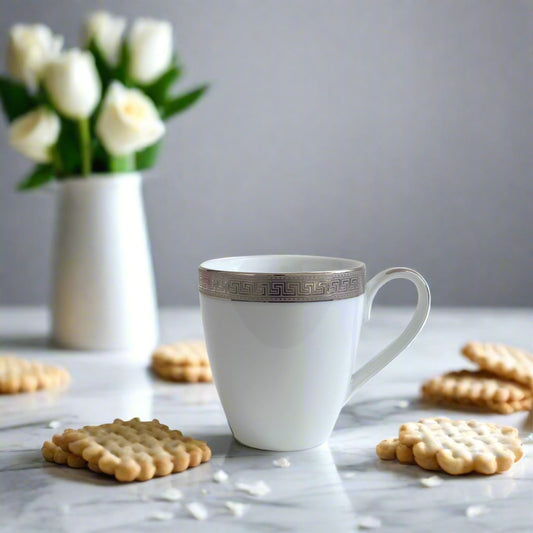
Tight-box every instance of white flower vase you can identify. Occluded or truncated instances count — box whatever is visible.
[50,172,158,352]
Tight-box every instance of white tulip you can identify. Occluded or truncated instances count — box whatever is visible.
[9,106,60,163]
[85,11,126,66]
[7,24,63,91]
[96,81,165,156]
[128,18,173,84]
[43,49,101,120]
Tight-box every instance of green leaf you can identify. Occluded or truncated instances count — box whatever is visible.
[136,141,163,170]
[162,85,209,119]
[115,42,132,87]
[35,86,54,108]
[142,65,182,106]
[55,118,82,175]
[17,164,55,191]
[88,40,114,90]
[0,76,36,121]
[91,139,110,173]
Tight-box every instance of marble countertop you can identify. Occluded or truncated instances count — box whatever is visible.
[1,306,532,532]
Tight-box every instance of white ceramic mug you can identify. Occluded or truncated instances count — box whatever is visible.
[199,255,430,451]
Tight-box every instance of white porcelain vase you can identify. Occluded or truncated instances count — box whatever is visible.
[50,172,158,351]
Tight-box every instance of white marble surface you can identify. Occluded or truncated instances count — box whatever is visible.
[1,306,532,533]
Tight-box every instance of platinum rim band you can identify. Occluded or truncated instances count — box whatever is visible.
[199,262,366,303]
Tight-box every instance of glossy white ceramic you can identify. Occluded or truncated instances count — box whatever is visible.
[51,173,158,352]
[200,255,431,451]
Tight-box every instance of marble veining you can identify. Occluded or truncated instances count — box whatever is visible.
[1,307,532,532]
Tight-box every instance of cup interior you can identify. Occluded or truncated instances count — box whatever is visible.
[200,255,364,274]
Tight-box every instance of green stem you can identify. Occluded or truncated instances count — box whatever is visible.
[78,119,91,176]
[109,153,135,173]
[51,145,63,176]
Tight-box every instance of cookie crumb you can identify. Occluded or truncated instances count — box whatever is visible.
[419,475,442,488]
[226,501,247,517]
[394,401,409,408]
[159,488,183,501]
[150,511,173,521]
[185,502,208,521]
[235,481,271,497]
[213,469,229,483]
[466,505,489,518]
[272,457,290,468]
[523,433,533,443]
[358,515,382,529]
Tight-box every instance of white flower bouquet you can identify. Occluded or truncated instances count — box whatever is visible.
[1,11,208,190]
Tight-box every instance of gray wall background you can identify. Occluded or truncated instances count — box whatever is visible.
[0,0,532,307]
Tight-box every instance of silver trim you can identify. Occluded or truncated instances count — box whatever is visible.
[199,258,366,303]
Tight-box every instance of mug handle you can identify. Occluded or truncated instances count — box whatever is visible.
[344,267,431,405]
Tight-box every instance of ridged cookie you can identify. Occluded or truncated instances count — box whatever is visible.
[421,370,532,414]
[398,417,523,475]
[0,354,70,394]
[462,342,533,389]
[50,418,211,482]
[376,437,415,464]
[42,440,88,469]
[152,341,213,383]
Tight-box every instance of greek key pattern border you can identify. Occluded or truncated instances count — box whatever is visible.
[199,267,365,302]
